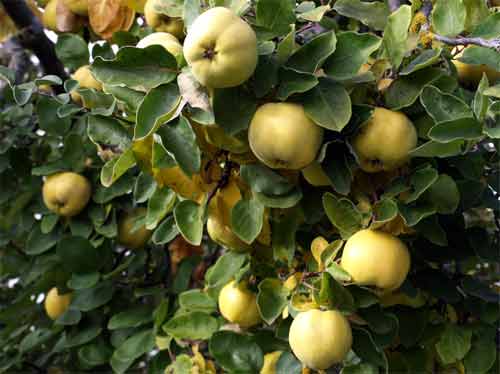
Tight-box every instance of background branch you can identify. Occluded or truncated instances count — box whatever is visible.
[388,0,402,12]
[3,37,30,84]
[0,0,68,87]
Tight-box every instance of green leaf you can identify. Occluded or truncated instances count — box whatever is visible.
[276,25,296,65]
[13,82,36,106]
[276,351,302,374]
[409,140,465,158]
[163,311,218,340]
[87,115,131,151]
[384,68,444,110]
[178,289,217,313]
[0,66,15,85]
[372,198,398,223]
[436,324,472,364]
[402,166,439,203]
[321,141,354,195]
[471,12,500,38]
[257,278,288,324]
[314,272,355,312]
[37,96,71,135]
[323,193,363,239]
[458,46,500,71]
[156,116,201,176]
[103,85,145,112]
[276,68,318,101]
[41,214,58,234]
[93,174,135,203]
[108,306,153,330]
[91,46,178,92]
[420,86,473,124]
[424,174,460,214]
[271,207,302,264]
[474,74,490,122]
[432,0,466,37]
[71,281,115,312]
[101,149,136,187]
[333,0,389,30]
[173,200,204,245]
[55,34,90,70]
[398,202,436,227]
[152,216,179,245]
[205,252,248,289]
[209,331,264,373]
[483,84,500,98]
[428,117,482,143]
[78,341,112,367]
[303,78,352,132]
[146,187,176,230]
[231,198,264,244]
[135,83,181,140]
[464,336,496,374]
[352,328,388,369]
[56,236,102,274]
[324,32,382,79]
[111,329,155,373]
[254,188,303,208]
[25,226,60,255]
[212,87,257,135]
[342,363,379,374]
[240,164,294,196]
[285,31,337,74]
[183,0,202,31]
[382,5,412,69]
[326,262,352,282]
[77,89,116,116]
[133,172,157,204]
[255,0,295,34]
[67,272,100,290]
[401,48,442,75]
[415,216,448,246]
[65,325,102,348]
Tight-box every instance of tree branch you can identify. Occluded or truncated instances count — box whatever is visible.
[3,37,31,84]
[0,0,68,86]
[421,0,500,52]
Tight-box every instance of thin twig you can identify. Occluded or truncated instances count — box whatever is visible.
[205,157,233,207]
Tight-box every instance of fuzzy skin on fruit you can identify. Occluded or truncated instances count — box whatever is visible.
[351,107,417,173]
[70,65,103,104]
[42,172,91,217]
[45,287,72,320]
[136,32,183,58]
[144,0,184,39]
[62,0,88,15]
[289,309,352,370]
[301,162,331,186]
[260,351,282,374]
[117,208,152,249]
[218,281,261,327]
[341,229,410,291]
[183,7,257,88]
[249,103,324,170]
[452,47,500,86]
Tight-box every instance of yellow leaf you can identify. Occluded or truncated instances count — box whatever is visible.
[310,236,329,270]
[153,166,206,203]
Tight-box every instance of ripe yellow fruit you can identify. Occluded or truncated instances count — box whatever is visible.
[341,229,410,291]
[42,172,91,217]
[144,0,184,39]
[218,280,261,327]
[207,214,250,252]
[289,309,352,370]
[117,208,152,249]
[183,7,258,88]
[45,287,72,320]
[261,351,282,374]
[62,0,88,15]
[249,103,324,170]
[351,107,417,173]
[42,0,59,31]
[452,47,500,86]
[70,65,103,104]
[136,32,183,58]
[301,162,330,186]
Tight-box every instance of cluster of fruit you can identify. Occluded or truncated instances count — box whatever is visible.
[33,1,499,372]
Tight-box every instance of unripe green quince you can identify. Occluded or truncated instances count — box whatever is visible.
[351,107,417,173]
[341,229,410,291]
[183,7,258,88]
[289,309,352,370]
[42,172,91,217]
[117,208,152,249]
[249,103,324,170]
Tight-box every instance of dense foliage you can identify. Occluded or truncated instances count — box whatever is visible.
[0,0,499,373]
